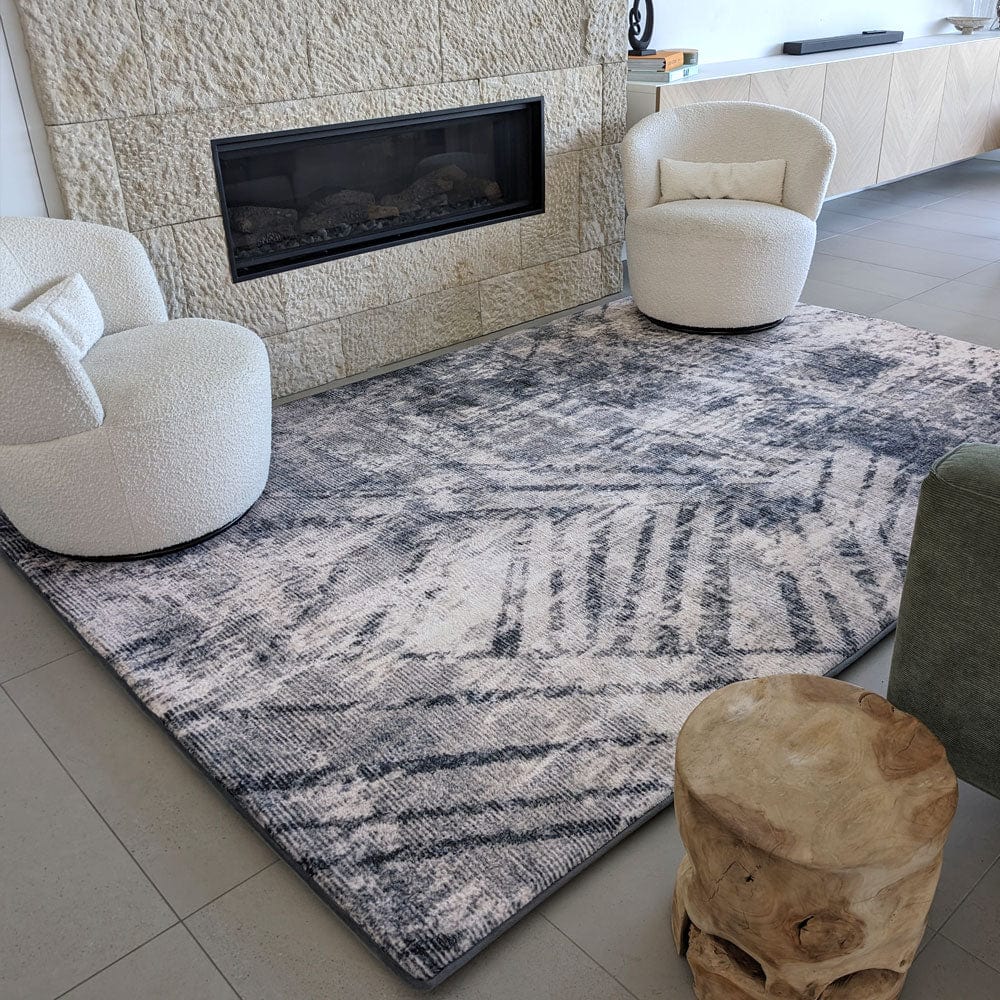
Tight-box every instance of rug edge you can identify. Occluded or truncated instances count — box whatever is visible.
[0,550,898,990]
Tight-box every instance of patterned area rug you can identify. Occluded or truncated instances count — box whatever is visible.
[2,299,998,987]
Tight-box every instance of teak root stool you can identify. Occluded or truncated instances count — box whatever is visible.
[671,674,958,1000]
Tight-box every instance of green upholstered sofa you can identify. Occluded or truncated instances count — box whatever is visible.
[888,442,1000,799]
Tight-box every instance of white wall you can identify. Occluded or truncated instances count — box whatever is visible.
[0,0,60,217]
[651,1,963,64]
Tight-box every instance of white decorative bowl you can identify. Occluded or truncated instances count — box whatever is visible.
[946,15,993,33]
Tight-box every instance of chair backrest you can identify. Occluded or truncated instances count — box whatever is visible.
[0,216,167,334]
[621,102,837,221]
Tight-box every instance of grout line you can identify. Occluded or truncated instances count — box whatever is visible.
[51,923,181,999]
[4,692,248,999]
[0,646,84,687]
[935,931,1000,976]
[540,914,645,1000]
[181,858,282,920]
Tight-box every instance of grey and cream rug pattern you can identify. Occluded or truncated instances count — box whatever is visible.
[2,300,998,986]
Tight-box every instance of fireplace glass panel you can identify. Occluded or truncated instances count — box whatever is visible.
[212,99,545,281]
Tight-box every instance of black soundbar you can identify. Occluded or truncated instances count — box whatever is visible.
[783,30,904,56]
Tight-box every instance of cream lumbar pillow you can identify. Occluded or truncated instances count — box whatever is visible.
[17,273,105,359]
[658,158,787,206]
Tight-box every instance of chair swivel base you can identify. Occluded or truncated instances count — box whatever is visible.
[640,311,787,335]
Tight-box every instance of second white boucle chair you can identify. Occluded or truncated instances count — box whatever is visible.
[622,102,836,332]
[0,216,272,558]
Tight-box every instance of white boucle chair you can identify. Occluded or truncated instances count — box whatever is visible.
[622,102,836,332]
[0,216,272,558]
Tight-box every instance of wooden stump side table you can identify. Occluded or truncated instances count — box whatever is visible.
[671,674,958,1000]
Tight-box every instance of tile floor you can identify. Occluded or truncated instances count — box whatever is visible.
[2,157,999,1000]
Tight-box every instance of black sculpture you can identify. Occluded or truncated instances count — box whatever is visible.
[628,0,655,56]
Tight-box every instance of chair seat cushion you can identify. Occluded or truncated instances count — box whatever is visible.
[628,198,812,246]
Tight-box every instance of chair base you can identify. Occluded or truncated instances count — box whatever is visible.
[640,312,787,335]
[37,506,253,562]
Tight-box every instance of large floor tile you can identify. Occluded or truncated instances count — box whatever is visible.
[877,300,1000,348]
[0,690,175,999]
[892,207,1000,242]
[848,220,1000,261]
[540,808,690,1000]
[799,277,901,314]
[940,859,1000,972]
[62,924,239,1000]
[901,934,1000,999]
[926,781,1000,931]
[835,632,893,696]
[826,190,927,219]
[816,208,880,236]
[813,234,986,279]
[5,650,276,917]
[0,558,80,682]
[960,261,1000,289]
[808,254,946,298]
[187,862,635,1000]
[908,280,1000,322]
[934,194,1000,222]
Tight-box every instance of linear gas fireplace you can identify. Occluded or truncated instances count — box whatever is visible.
[212,99,545,282]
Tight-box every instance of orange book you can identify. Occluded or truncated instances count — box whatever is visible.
[628,50,685,72]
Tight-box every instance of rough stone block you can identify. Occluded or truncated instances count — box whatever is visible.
[135,226,187,319]
[479,250,603,332]
[481,66,603,153]
[171,217,287,336]
[521,152,580,267]
[585,0,628,63]
[439,1,583,79]
[46,122,128,228]
[598,242,625,298]
[138,0,312,114]
[602,61,628,144]
[580,144,625,251]
[380,82,482,119]
[110,107,257,230]
[309,1,442,96]
[15,0,155,123]
[285,253,389,330]
[381,222,521,303]
[342,285,482,375]
[265,321,347,398]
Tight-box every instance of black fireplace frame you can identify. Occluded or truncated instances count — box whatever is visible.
[211,98,546,282]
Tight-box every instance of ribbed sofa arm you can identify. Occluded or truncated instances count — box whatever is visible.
[887,442,1000,798]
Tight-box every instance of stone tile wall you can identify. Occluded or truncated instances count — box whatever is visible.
[14,1,626,397]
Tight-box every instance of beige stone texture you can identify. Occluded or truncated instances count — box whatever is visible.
[481,66,604,153]
[309,1,442,96]
[597,242,624,299]
[110,107,256,230]
[479,250,605,332]
[342,285,483,376]
[284,254,389,331]
[265,321,347,398]
[602,61,628,144]
[521,152,581,268]
[380,82,482,119]
[439,1,584,80]
[172,218,287,337]
[382,222,522,303]
[135,226,187,319]
[15,0,155,123]
[46,122,128,228]
[585,0,628,63]
[138,0,312,114]
[580,144,625,251]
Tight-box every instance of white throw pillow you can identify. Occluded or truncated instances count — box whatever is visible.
[18,273,105,359]
[658,158,787,206]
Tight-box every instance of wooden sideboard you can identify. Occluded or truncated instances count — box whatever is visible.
[626,32,1000,196]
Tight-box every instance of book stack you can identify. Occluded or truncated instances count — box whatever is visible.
[627,49,699,83]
